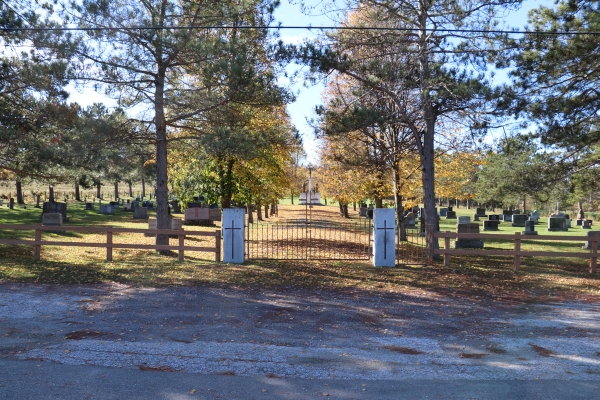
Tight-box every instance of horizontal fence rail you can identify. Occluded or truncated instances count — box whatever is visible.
[435,231,598,273]
[0,224,221,262]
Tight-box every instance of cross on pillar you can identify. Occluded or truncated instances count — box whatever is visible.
[224,219,242,260]
[376,219,394,259]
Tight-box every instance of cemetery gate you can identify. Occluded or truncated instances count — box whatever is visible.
[245,208,427,265]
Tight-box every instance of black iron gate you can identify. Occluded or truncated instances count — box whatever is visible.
[245,206,427,264]
[246,216,372,261]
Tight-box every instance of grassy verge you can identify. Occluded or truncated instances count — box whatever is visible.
[0,202,598,302]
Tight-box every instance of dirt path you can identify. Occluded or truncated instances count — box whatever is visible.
[1,283,599,382]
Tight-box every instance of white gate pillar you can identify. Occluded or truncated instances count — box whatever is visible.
[373,208,396,267]
[222,208,245,263]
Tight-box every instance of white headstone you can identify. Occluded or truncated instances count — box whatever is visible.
[373,208,396,267]
[222,208,244,264]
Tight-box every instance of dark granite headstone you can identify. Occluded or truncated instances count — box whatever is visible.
[9,198,14,210]
[85,202,94,210]
[476,207,487,216]
[42,202,68,222]
[511,214,529,227]
[488,214,501,222]
[548,217,568,231]
[483,220,499,231]
[523,220,538,235]
[455,223,484,248]
[446,211,457,219]
[582,230,600,249]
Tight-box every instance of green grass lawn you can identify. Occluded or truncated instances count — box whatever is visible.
[0,201,598,302]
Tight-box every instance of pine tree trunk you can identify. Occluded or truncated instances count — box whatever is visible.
[128,182,133,197]
[114,181,119,200]
[154,66,170,253]
[49,186,55,202]
[290,190,294,205]
[343,204,349,218]
[75,181,81,201]
[393,168,407,241]
[141,175,145,198]
[257,204,263,221]
[247,203,254,224]
[16,181,24,204]
[264,205,269,219]
[96,182,101,199]
[522,197,527,214]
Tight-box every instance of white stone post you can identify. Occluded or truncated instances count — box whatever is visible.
[373,208,396,267]
[222,208,245,264]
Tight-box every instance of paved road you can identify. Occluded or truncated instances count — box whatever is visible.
[1,283,599,399]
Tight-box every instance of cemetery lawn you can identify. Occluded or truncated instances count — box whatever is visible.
[0,203,598,302]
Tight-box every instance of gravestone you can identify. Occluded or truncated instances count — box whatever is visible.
[455,223,483,249]
[447,206,453,212]
[405,212,416,228]
[133,206,149,220]
[565,215,572,228]
[523,220,538,235]
[42,213,62,227]
[475,207,487,217]
[169,217,184,238]
[483,220,499,231]
[145,218,157,237]
[187,202,203,208]
[9,198,14,209]
[42,202,68,222]
[488,214,501,222]
[582,219,593,229]
[122,203,133,211]
[99,204,114,214]
[503,214,513,222]
[373,208,396,267]
[576,219,584,226]
[511,214,529,227]
[472,214,480,221]
[530,211,540,224]
[222,208,245,263]
[0,199,3,206]
[109,201,119,209]
[457,216,470,225]
[445,210,457,219]
[85,202,94,210]
[359,206,367,217]
[582,230,600,249]
[170,200,182,214]
[547,217,567,231]
[439,208,448,217]
[209,208,221,222]
[366,208,374,220]
[184,207,210,223]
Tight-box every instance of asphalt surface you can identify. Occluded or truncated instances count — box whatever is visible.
[1,283,599,399]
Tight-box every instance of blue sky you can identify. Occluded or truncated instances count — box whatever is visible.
[67,0,548,163]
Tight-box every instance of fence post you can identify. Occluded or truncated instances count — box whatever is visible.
[590,233,598,273]
[178,227,185,262]
[106,228,113,262]
[514,232,521,271]
[34,228,41,260]
[444,231,451,266]
[215,230,221,262]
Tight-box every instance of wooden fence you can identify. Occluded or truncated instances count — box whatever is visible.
[0,224,221,262]
[434,231,598,273]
